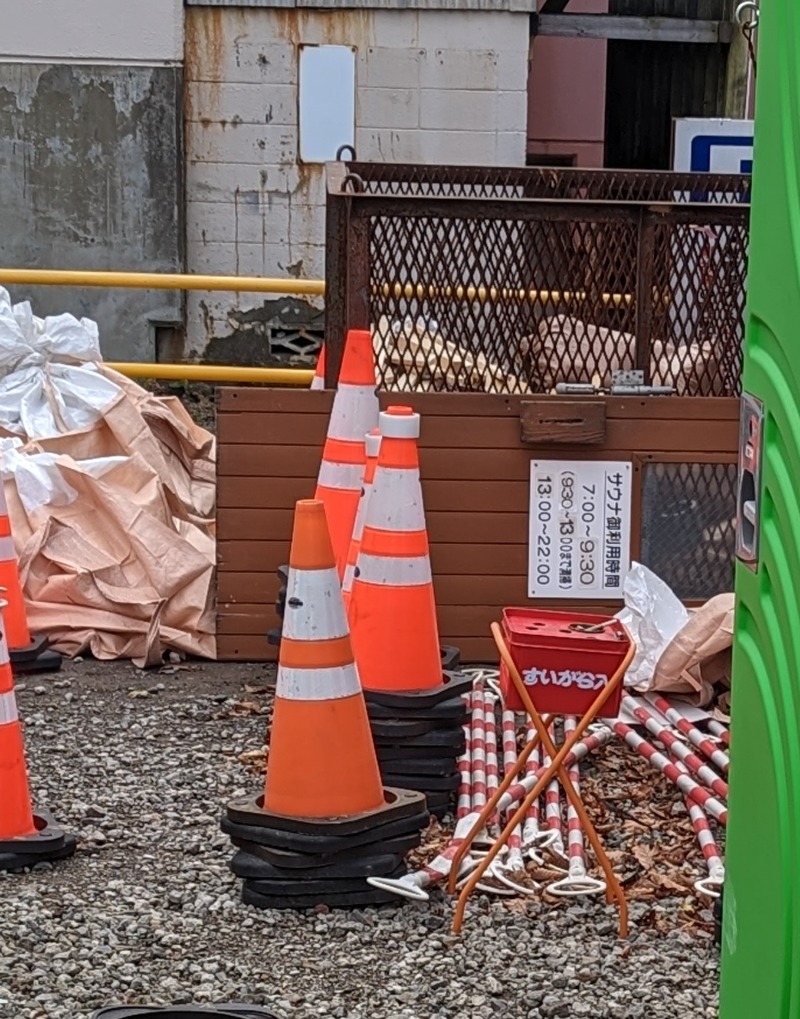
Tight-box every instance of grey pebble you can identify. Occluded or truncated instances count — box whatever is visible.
[2,666,721,1019]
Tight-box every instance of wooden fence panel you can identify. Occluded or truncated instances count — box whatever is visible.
[216,390,739,662]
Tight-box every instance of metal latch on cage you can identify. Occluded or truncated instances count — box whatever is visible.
[555,371,675,397]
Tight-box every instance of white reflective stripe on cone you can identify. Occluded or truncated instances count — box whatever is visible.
[341,563,356,594]
[379,410,420,439]
[310,375,325,391]
[355,553,432,586]
[366,468,426,532]
[282,567,350,641]
[0,689,19,726]
[0,535,15,561]
[327,384,379,441]
[317,461,366,491]
[276,662,362,701]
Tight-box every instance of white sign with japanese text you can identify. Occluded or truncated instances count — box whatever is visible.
[528,460,632,599]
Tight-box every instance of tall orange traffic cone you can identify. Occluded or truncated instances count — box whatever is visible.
[341,429,381,612]
[348,407,443,693]
[264,499,384,818]
[0,480,61,673]
[313,329,379,578]
[0,594,75,869]
[310,346,326,390]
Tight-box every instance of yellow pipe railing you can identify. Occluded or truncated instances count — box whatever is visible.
[0,268,637,306]
[0,268,325,296]
[106,363,315,386]
[375,282,635,306]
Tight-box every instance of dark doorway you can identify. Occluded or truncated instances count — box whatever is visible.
[604,0,729,169]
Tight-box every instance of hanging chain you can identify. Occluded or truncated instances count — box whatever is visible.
[735,1,760,78]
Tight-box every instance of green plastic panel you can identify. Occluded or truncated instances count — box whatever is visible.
[720,3,800,1017]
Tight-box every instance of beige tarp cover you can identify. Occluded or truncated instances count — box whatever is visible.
[2,367,216,667]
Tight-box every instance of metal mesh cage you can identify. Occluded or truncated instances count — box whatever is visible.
[328,164,750,396]
[639,462,737,601]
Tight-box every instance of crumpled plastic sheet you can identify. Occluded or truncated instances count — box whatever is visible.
[616,562,733,714]
[0,288,216,667]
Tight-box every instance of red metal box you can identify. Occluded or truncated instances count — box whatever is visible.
[499,608,630,718]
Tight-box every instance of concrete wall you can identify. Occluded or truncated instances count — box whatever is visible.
[0,0,183,63]
[184,6,530,362]
[0,1,183,362]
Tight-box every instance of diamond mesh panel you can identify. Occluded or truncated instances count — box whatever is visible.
[640,462,737,601]
[369,212,640,393]
[350,164,751,205]
[332,166,749,395]
[649,221,747,396]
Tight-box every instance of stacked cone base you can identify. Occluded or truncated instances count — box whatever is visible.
[222,789,428,910]
[364,667,471,819]
[10,634,62,675]
[0,809,77,872]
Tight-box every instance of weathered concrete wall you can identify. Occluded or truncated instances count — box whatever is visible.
[0,0,183,63]
[184,6,530,362]
[0,65,183,361]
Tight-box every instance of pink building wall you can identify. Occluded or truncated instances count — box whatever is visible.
[527,0,609,167]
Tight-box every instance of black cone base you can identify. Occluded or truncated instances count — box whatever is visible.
[222,789,428,910]
[10,634,62,675]
[0,810,77,872]
[364,661,469,818]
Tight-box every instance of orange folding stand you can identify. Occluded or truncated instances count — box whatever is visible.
[447,618,635,937]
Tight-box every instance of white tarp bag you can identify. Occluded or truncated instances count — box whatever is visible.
[0,287,120,439]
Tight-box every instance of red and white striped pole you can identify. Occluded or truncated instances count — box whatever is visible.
[646,695,730,774]
[613,720,728,824]
[521,718,559,858]
[468,684,494,853]
[367,694,480,901]
[685,794,725,898]
[546,718,607,898]
[496,726,613,815]
[491,706,539,896]
[707,719,731,748]
[483,692,502,840]
[542,722,568,864]
[623,697,728,799]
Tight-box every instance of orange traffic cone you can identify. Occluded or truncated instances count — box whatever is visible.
[341,429,381,612]
[348,407,443,693]
[310,346,326,390]
[0,481,60,673]
[0,593,75,869]
[313,329,379,578]
[0,603,35,841]
[264,499,384,818]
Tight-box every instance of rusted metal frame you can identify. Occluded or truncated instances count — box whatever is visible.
[324,162,349,388]
[635,209,658,383]
[336,192,748,233]
[337,163,751,204]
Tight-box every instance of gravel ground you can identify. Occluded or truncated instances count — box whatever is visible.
[0,659,719,1019]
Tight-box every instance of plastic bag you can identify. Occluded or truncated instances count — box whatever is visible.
[0,287,119,439]
[615,562,689,689]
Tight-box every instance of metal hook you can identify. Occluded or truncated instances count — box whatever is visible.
[735,1,759,29]
[336,144,356,162]
[342,172,365,194]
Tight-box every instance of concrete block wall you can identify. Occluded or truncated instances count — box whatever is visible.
[184,5,530,361]
[0,0,184,362]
